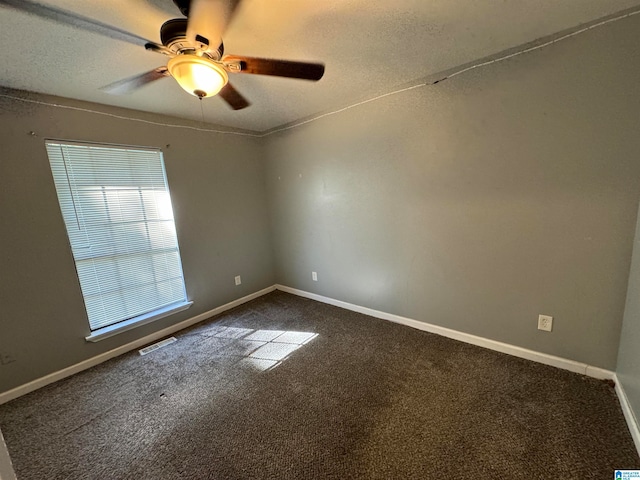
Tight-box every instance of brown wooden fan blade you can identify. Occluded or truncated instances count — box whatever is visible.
[224,56,325,81]
[218,83,250,110]
[0,0,156,47]
[101,68,170,95]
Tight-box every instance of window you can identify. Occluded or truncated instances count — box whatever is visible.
[45,140,191,341]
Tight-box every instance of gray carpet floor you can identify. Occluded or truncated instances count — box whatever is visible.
[0,291,638,479]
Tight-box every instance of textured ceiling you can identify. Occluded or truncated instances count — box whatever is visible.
[1,0,639,133]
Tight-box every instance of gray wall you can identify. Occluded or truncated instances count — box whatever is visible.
[0,92,275,393]
[2,9,640,397]
[618,204,640,427]
[264,14,640,370]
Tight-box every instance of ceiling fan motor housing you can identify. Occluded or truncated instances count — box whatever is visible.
[160,18,188,47]
[160,18,224,59]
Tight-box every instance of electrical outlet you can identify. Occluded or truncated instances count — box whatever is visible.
[312,271,318,281]
[538,314,553,332]
[234,275,241,286]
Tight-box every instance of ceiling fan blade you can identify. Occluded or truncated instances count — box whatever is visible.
[144,42,175,57]
[218,83,250,110]
[101,67,170,95]
[223,56,325,81]
[0,0,158,48]
[187,0,242,51]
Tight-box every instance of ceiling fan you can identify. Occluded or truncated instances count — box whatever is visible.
[0,0,325,110]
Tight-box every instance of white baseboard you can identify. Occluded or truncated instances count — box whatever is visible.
[275,284,615,380]
[0,285,276,405]
[615,375,640,456]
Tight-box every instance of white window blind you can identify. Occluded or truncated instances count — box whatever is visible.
[45,140,188,332]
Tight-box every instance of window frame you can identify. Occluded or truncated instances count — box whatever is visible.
[45,139,192,342]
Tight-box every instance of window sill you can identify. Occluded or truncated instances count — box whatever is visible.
[85,301,193,342]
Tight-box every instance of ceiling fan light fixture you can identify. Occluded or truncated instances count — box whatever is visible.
[167,54,228,98]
